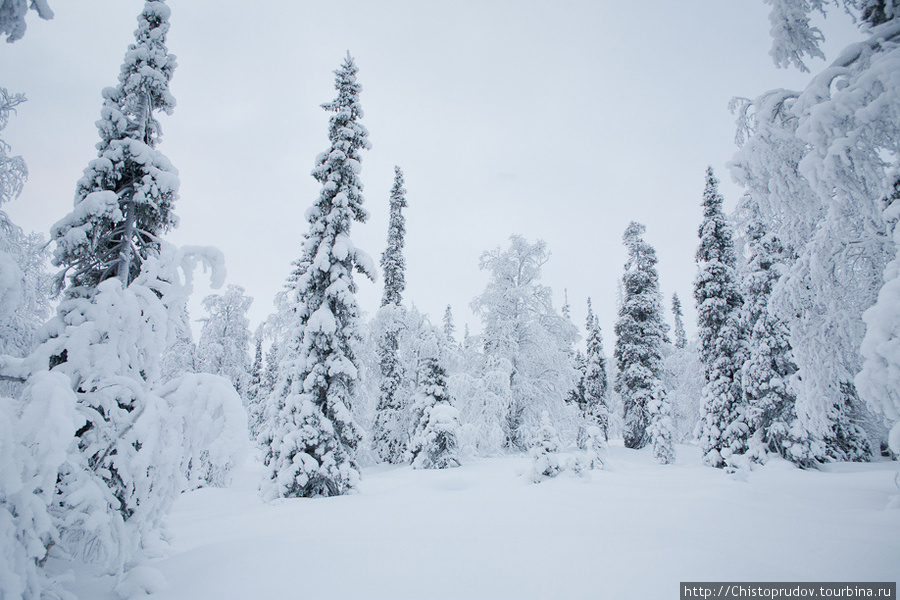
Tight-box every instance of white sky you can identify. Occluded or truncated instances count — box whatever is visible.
[0,1,862,346]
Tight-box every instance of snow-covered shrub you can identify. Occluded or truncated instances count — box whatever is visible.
[0,374,77,600]
[529,412,599,483]
[450,365,508,457]
[159,372,250,490]
[577,425,605,470]
[530,412,564,482]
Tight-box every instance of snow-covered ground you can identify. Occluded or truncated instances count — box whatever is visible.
[69,444,899,600]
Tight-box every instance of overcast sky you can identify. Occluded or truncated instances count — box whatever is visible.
[0,1,861,346]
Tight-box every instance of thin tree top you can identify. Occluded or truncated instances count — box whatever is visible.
[381,165,407,307]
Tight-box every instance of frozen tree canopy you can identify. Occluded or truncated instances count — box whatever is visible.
[0,89,52,389]
[0,0,53,43]
[470,235,578,451]
[733,3,900,459]
[198,284,253,401]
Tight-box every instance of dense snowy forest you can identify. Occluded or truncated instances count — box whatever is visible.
[1,0,899,598]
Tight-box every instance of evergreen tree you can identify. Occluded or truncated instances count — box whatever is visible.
[582,298,609,440]
[694,167,748,467]
[380,166,407,308]
[263,54,373,498]
[247,333,265,436]
[647,382,676,464]
[733,0,898,462]
[740,217,814,465]
[529,411,564,482]
[614,222,667,450]
[8,2,245,578]
[443,304,455,341]
[51,1,178,295]
[858,178,900,445]
[48,0,180,522]
[568,349,586,410]
[372,166,409,463]
[263,339,279,397]
[408,333,460,469]
[672,293,687,349]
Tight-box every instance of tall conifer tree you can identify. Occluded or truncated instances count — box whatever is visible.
[381,166,407,307]
[582,298,609,440]
[740,217,812,465]
[13,1,232,576]
[372,166,409,463]
[443,304,455,341]
[694,167,747,467]
[672,293,687,349]
[263,53,373,497]
[52,1,177,294]
[614,222,667,449]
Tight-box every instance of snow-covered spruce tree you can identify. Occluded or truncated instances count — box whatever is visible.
[372,166,409,464]
[694,168,748,467]
[262,53,374,498]
[647,382,676,464]
[614,222,667,450]
[443,304,455,341]
[380,165,407,308]
[0,0,52,43]
[408,332,460,469]
[672,293,687,350]
[732,1,899,460]
[10,3,246,579]
[246,331,265,436]
[581,298,609,441]
[568,349,586,411]
[52,3,177,295]
[471,235,578,450]
[197,284,253,401]
[529,410,564,482]
[857,178,900,449]
[41,0,182,567]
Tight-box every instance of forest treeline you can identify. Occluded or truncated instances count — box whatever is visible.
[1,1,898,598]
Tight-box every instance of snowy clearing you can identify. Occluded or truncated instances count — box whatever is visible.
[66,443,899,600]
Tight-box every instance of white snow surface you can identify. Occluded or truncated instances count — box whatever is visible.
[63,444,898,600]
